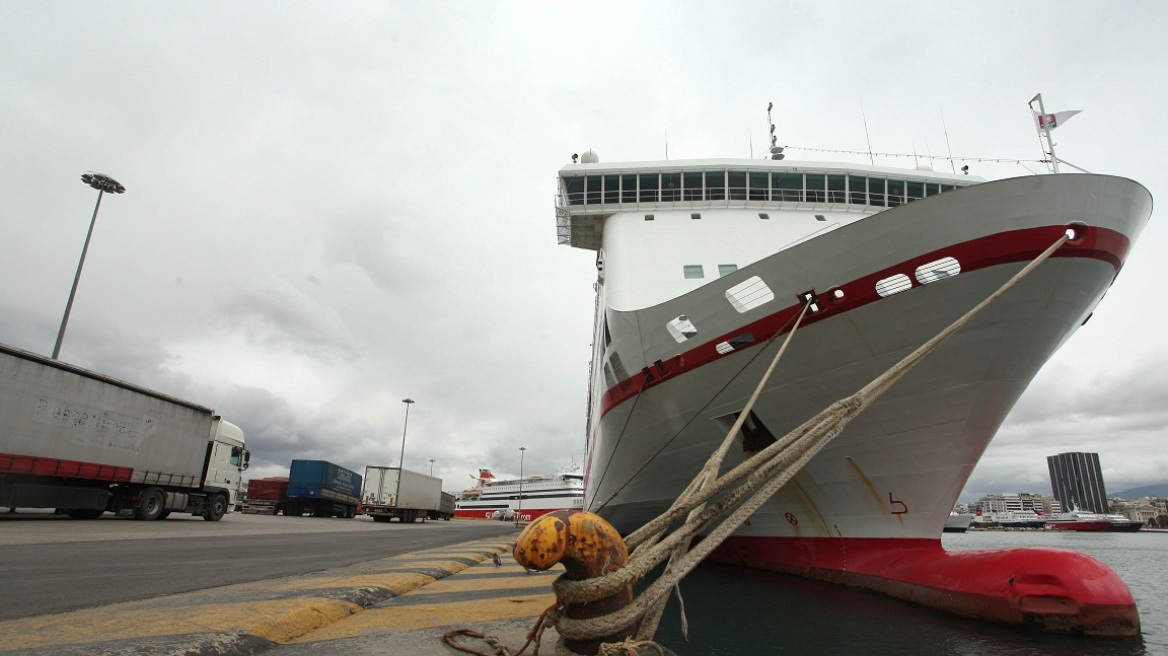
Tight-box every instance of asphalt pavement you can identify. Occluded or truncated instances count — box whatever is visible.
[0,530,564,655]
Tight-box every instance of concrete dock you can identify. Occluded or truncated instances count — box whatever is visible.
[0,535,564,655]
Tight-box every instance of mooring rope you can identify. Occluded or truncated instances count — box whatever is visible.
[533,232,1071,655]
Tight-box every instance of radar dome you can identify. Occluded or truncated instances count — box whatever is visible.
[580,150,600,164]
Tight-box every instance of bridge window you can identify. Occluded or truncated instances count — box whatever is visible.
[661,173,681,202]
[849,175,867,204]
[828,175,846,203]
[621,174,638,203]
[683,265,705,279]
[706,171,726,200]
[604,174,620,204]
[728,171,748,200]
[906,181,924,202]
[750,172,769,200]
[586,175,602,205]
[565,176,584,205]
[718,264,738,277]
[887,180,905,207]
[773,172,802,202]
[684,172,703,200]
[639,173,659,203]
[806,174,826,203]
[868,178,887,207]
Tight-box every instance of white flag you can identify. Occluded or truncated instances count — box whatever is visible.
[1033,109,1081,130]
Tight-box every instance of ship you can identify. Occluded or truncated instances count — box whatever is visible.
[556,105,1152,634]
[943,512,974,533]
[1105,513,1146,532]
[453,468,584,521]
[1044,510,1113,532]
[969,509,1048,530]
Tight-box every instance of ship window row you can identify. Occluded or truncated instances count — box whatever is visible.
[562,171,962,207]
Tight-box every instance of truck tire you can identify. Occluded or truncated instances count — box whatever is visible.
[65,508,104,520]
[371,515,390,523]
[135,488,166,521]
[203,493,227,521]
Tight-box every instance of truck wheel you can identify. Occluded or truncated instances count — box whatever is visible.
[203,494,227,521]
[135,488,166,521]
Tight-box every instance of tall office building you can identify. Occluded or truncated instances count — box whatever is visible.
[1047,451,1109,514]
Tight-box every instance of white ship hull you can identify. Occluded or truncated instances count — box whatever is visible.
[559,156,1151,633]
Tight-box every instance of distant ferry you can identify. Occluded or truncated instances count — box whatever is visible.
[970,510,1048,529]
[1044,510,1112,532]
[943,513,974,533]
[453,468,584,521]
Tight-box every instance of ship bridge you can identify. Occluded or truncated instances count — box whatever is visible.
[555,157,980,251]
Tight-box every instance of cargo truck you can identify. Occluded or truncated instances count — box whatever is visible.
[283,459,361,518]
[0,342,249,520]
[361,466,445,522]
[240,476,288,514]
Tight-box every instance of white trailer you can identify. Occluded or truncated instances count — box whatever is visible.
[360,466,444,523]
[0,342,249,520]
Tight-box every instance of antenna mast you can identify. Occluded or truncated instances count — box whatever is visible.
[1029,93,1060,174]
[766,102,784,160]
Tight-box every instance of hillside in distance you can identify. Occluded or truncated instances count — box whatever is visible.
[1110,483,1168,499]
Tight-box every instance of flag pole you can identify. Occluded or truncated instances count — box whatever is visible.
[1030,93,1060,173]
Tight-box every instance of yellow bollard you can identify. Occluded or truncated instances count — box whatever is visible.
[514,510,635,655]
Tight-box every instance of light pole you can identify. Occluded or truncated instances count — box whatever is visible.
[516,446,526,525]
[53,173,126,359]
[429,459,435,476]
[394,398,414,507]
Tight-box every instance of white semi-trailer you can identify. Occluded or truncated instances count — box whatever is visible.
[0,342,249,520]
[360,466,445,522]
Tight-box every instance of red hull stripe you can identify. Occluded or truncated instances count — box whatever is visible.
[454,507,568,521]
[0,452,134,482]
[709,536,1138,636]
[599,225,1131,419]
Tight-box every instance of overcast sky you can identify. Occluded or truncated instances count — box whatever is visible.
[2,2,1164,502]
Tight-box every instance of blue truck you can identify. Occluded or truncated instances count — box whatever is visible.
[283,459,362,518]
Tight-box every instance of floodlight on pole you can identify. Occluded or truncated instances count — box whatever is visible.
[429,459,435,476]
[516,446,526,526]
[394,398,415,508]
[53,173,126,359]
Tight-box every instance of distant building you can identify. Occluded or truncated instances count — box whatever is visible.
[1047,451,1109,514]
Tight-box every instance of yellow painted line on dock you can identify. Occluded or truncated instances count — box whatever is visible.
[291,593,556,642]
[0,597,362,651]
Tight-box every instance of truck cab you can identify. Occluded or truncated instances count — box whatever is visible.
[205,419,249,510]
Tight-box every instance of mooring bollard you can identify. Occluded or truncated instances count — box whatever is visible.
[514,510,636,655]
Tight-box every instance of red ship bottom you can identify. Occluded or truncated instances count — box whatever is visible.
[708,536,1139,637]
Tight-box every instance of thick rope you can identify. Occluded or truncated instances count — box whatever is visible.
[545,234,1070,649]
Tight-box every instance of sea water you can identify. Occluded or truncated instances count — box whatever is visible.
[651,531,1168,655]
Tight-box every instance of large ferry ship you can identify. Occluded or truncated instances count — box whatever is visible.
[556,106,1152,634]
[454,468,584,521]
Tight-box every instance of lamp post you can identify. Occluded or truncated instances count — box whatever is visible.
[429,459,435,476]
[516,446,526,525]
[395,398,415,508]
[53,173,126,359]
